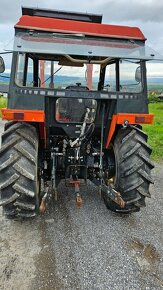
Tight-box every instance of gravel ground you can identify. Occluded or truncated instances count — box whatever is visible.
[0,119,163,290]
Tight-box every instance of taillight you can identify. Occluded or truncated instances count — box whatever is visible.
[135,115,154,124]
[13,112,24,120]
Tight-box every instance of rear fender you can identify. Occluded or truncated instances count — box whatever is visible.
[106,113,154,148]
[1,108,46,147]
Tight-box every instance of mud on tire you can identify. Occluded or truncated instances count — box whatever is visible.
[103,126,154,213]
[0,122,39,218]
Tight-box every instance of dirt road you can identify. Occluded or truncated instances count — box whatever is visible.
[0,120,163,290]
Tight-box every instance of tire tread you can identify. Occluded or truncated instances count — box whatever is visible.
[103,126,154,213]
[0,122,39,218]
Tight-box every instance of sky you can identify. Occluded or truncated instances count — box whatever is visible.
[0,0,163,77]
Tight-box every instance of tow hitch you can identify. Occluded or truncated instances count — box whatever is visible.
[69,180,83,208]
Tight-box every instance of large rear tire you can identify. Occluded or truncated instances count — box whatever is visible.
[0,122,39,218]
[103,126,154,213]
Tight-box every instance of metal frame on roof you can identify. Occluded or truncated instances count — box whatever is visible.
[22,7,102,23]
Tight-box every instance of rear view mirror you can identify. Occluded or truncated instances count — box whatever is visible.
[135,66,141,83]
[0,56,5,73]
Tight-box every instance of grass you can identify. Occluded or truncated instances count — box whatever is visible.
[0,96,7,117]
[143,102,163,162]
[0,94,162,161]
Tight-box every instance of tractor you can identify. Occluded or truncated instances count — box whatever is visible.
[0,7,159,218]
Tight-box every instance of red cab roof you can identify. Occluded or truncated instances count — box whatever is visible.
[15,15,146,41]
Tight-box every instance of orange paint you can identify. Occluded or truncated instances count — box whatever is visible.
[2,108,47,146]
[1,109,45,122]
[106,113,154,148]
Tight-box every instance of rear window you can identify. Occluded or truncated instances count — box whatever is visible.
[56,98,97,123]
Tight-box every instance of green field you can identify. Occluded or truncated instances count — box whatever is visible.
[0,97,7,117]
[0,96,162,162]
[143,102,163,162]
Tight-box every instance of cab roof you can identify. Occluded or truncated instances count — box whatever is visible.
[15,7,146,41]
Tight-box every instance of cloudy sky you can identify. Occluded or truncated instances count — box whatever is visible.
[0,0,163,76]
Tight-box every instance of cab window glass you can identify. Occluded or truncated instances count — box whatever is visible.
[56,98,97,123]
[119,59,142,92]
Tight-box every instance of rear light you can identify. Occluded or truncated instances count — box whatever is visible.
[135,115,154,124]
[2,110,24,120]
[13,112,24,120]
[2,109,44,122]
[135,116,145,123]
[117,114,154,125]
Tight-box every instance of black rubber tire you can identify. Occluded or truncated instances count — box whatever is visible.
[103,126,154,213]
[0,122,39,218]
